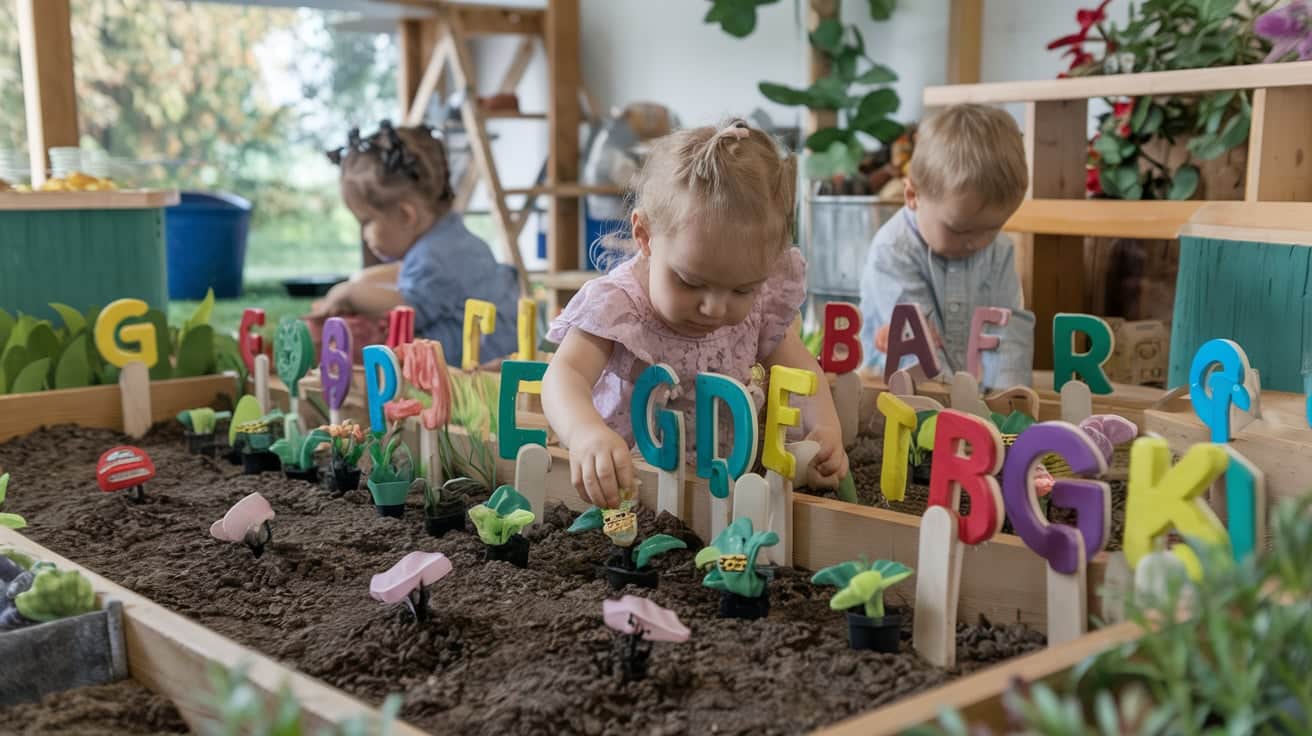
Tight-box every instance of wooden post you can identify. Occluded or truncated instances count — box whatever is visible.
[947,0,983,85]
[806,0,839,136]
[398,18,427,116]
[17,0,79,187]
[1245,86,1312,202]
[546,0,582,314]
[1023,100,1089,369]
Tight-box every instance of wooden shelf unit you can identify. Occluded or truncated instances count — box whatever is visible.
[924,61,1312,368]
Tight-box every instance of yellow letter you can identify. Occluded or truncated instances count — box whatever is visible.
[94,298,158,368]
[1125,437,1230,579]
[462,299,496,371]
[877,392,916,501]
[517,298,537,362]
[763,365,817,479]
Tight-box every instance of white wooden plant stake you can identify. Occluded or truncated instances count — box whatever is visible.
[732,473,769,540]
[949,371,991,419]
[914,505,963,668]
[760,366,819,567]
[1060,380,1093,424]
[515,444,551,528]
[94,299,156,439]
[764,440,820,567]
[254,354,270,415]
[887,368,944,415]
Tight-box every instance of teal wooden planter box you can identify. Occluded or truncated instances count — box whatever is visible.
[0,191,177,319]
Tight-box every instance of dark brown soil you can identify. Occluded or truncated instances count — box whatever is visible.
[1,424,1045,735]
[803,437,1128,551]
[5,679,189,734]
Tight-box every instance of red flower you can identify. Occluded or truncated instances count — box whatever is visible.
[1076,0,1112,30]
[1086,167,1103,196]
[1113,99,1135,119]
[1117,121,1132,138]
[1048,0,1113,73]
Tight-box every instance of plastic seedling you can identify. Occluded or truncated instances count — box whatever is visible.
[568,498,687,590]
[95,446,156,502]
[468,484,536,568]
[370,551,453,623]
[811,558,914,652]
[0,552,40,630]
[693,516,779,619]
[14,565,96,624]
[210,492,276,559]
[270,414,331,484]
[907,410,939,485]
[425,476,478,538]
[365,421,416,518]
[317,419,366,495]
[177,407,232,455]
[0,474,25,530]
[602,595,689,681]
[232,411,285,476]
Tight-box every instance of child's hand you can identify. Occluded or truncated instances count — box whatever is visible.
[309,283,353,319]
[567,422,633,509]
[806,424,850,489]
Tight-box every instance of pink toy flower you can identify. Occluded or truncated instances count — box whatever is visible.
[603,595,690,643]
[385,399,424,422]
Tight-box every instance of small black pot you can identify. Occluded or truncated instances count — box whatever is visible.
[910,462,932,486]
[323,467,361,496]
[425,509,465,537]
[718,586,770,620]
[846,611,902,652]
[605,565,658,591]
[223,445,243,466]
[484,534,529,568]
[283,466,319,484]
[185,432,216,456]
[374,503,406,519]
[242,451,282,475]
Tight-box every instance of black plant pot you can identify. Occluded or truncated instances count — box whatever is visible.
[223,445,243,466]
[846,611,902,652]
[374,503,405,519]
[425,509,465,538]
[323,468,361,496]
[910,462,932,486]
[484,534,529,568]
[605,565,658,591]
[242,451,282,475]
[184,432,217,456]
[718,586,770,620]
[283,466,319,484]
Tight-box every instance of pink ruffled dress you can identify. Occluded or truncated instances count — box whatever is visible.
[546,249,807,456]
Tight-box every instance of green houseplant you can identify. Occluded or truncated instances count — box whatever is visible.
[568,499,688,590]
[811,558,913,652]
[694,516,779,620]
[468,485,536,568]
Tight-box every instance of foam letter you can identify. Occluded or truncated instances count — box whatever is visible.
[928,410,1005,544]
[362,345,400,434]
[820,302,862,374]
[632,364,681,471]
[884,303,940,381]
[238,308,265,374]
[1189,339,1253,443]
[696,374,758,500]
[462,299,496,371]
[966,307,1010,381]
[1124,438,1230,580]
[877,392,916,502]
[762,366,818,480]
[94,299,158,368]
[1052,313,1114,394]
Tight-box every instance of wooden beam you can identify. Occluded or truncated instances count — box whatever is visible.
[17,0,79,187]
[0,528,424,734]
[805,0,839,136]
[404,35,452,125]
[1006,198,1206,240]
[378,1,544,35]
[946,0,982,85]
[545,0,583,314]
[504,183,624,197]
[0,374,237,443]
[1024,100,1090,369]
[1245,86,1312,202]
[926,59,1312,106]
[397,19,426,117]
[0,190,179,211]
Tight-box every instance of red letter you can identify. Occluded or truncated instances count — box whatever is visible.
[820,302,862,374]
[884,303,941,381]
[239,308,265,374]
[928,410,1005,544]
[386,306,415,349]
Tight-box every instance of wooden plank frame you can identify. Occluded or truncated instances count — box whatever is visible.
[16,0,79,187]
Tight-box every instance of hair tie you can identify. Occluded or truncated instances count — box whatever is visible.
[716,122,750,141]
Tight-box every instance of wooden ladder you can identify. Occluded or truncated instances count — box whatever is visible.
[393,0,622,311]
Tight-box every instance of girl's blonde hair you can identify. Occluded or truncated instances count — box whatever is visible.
[614,117,796,263]
[328,121,454,217]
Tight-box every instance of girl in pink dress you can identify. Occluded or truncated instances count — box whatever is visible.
[542,118,849,508]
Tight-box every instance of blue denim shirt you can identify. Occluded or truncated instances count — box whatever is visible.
[397,211,520,367]
[859,207,1034,388]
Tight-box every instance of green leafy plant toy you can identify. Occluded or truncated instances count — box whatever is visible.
[569,498,688,590]
[0,474,25,530]
[177,407,233,455]
[694,516,779,619]
[812,558,913,652]
[424,476,477,538]
[269,416,331,483]
[468,485,535,568]
[233,414,284,476]
[14,566,96,623]
[365,426,415,518]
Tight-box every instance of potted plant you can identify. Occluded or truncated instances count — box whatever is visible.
[693,517,779,620]
[0,553,96,632]
[568,499,687,590]
[233,418,282,475]
[176,407,231,456]
[425,476,476,538]
[318,419,365,495]
[364,426,415,519]
[369,551,453,623]
[811,558,913,652]
[907,410,938,486]
[601,595,690,682]
[209,492,275,559]
[467,485,536,568]
[270,415,331,484]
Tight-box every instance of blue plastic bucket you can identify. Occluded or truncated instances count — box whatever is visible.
[165,191,252,299]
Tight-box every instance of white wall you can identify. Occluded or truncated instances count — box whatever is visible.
[447,0,1128,265]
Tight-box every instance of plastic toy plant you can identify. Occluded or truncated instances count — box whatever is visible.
[693,516,779,620]
[569,494,687,590]
[0,474,25,530]
[176,407,232,455]
[811,558,913,652]
[602,595,690,681]
[210,492,276,558]
[0,553,96,631]
[366,405,420,518]
[370,551,453,622]
[467,485,536,568]
[317,419,367,494]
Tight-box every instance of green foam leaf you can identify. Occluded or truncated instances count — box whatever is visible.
[811,560,865,589]
[634,534,687,569]
[25,322,59,366]
[567,506,604,533]
[143,309,173,381]
[49,303,86,335]
[185,288,215,334]
[174,324,216,377]
[11,358,50,394]
[54,333,94,389]
[230,395,264,445]
[16,568,97,622]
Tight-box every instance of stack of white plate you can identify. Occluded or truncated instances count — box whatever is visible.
[0,149,24,184]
